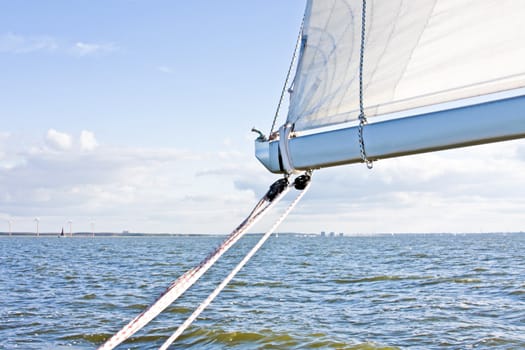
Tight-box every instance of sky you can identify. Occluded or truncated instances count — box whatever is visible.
[1,1,525,235]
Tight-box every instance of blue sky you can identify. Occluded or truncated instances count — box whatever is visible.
[1,1,304,149]
[2,1,525,234]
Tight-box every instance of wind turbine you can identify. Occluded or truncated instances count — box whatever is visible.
[90,219,95,238]
[68,220,73,237]
[34,217,40,237]
[8,219,12,236]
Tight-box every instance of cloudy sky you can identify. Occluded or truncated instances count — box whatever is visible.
[1,1,525,234]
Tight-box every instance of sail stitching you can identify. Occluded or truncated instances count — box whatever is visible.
[357,0,373,169]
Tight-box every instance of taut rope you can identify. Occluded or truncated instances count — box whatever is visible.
[159,180,311,349]
[98,175,310,349]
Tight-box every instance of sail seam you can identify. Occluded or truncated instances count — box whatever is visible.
[392,0,438,102]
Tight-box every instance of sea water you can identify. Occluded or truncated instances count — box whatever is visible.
[0,233,524,349]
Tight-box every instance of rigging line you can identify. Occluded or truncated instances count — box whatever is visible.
[98,180,291,350]
[98,197,280,350]
[159,180,311,350]
[357,0,374,169]
[269,15,305,137]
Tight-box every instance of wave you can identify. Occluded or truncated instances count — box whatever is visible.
[173,328,400,349]
[67,328,400,349]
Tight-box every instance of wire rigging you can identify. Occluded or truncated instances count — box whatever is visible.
[269,17,305,137]
[357,0,374,169]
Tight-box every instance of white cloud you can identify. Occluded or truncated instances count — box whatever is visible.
[71,42,117,56]
[0,134,259,233]
[80,130,98,151]
[46,129,72,151]
[0,132,27,170]
[0,33,118,57]
[273,140,525,234]
[0,132,9,155]
[2,129,525,234]
[0,32,58,53]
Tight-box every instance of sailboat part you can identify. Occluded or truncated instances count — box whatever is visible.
[356,0,373,170]
[286,0,525,132]
[256,0,525,174]
[160,180,312,349]
[293,172,311,190]
[278,123,297,174]
[251,127,267,142]
[265,177,289,202]
[256,94,525,173]
[98,183,292,350]
[358,118,373,169]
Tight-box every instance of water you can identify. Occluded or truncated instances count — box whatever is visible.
[1,233,524,349]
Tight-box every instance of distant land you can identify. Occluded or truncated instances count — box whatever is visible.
[0,232,523,237]
[0,232,212,237]
[0,232,318,237]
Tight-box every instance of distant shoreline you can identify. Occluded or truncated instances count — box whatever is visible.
[0,232,523,237]
[0,232,306,237]
[0,232,216,237]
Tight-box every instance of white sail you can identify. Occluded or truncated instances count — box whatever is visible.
[288,0,525,132]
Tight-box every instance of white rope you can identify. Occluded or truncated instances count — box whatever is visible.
[159,182,311,350]
[98,186,291,350]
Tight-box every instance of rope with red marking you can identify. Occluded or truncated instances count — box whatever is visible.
[159,180,311,349]
[98,178,292,350]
